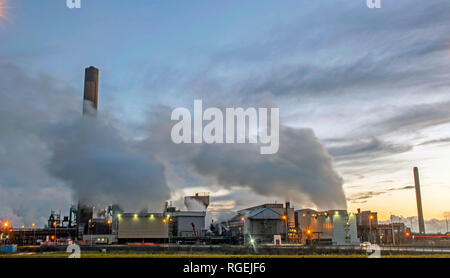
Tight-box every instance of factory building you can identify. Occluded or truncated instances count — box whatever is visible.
[184,193,210,211]
[296,209,359,246]
[356,209,378,243]
[169,211,206,238]
[113,195,209,243]
[378,223,411,245]
[222,203,296,244]
[116,213,169,243]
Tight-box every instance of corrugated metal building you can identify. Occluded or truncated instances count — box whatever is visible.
[170,211,206,238]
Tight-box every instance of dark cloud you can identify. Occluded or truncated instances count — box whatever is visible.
[348,185,414,203]
[328,137,412,160]
[200,0,450,103]
[369,101,450,136]
[418,137,450,146]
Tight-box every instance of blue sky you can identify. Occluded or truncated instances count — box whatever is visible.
[0,0,449,231]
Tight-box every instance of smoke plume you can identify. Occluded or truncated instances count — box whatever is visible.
[46,115,171,211]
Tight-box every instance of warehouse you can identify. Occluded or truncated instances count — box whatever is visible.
[222,203,296,244]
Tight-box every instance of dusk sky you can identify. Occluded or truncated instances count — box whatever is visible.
[0,0,449,230]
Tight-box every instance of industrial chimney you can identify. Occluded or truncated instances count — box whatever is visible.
[83,66,99,115]
[413,167,426,234]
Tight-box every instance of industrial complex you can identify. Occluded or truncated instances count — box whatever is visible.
[1,67,449,252]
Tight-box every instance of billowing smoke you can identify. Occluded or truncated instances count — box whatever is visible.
[0,63,347,226]
[184,197,207,211]
[142,108,346,210]
[46,115,171,212]
[0,63,171,225]
[190,127,346,209]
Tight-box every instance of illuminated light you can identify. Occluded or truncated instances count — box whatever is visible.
[369,215,374,220]
[150,214,155,220]
[302,214,306,217]
[250,238,255,244]
[162,218,167,224]
[169,218,173,222]
[166,214,170,218]
[88,219,92,223]
[134,214,138,218]
[241,217,245,222]
[106,220,112,225]
[21,225,24,229]
[405,232,411,237]
[32,223,36,227]
[306,229,312,235]
[53,221,57,227]
[282,215,287,220]
[3,222,9,228]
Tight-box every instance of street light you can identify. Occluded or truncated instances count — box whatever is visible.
[282,215,288,243]
[53,221,57,244]
[306,229,312,246]
[369,214,374,243]
[32,223,36,245]
[106,219,112,234]
[240,217,246,244]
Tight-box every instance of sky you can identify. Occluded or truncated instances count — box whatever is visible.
[0,0,449,232]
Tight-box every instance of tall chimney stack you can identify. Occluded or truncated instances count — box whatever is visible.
[413,167,426,234]
[83,66,99,115]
